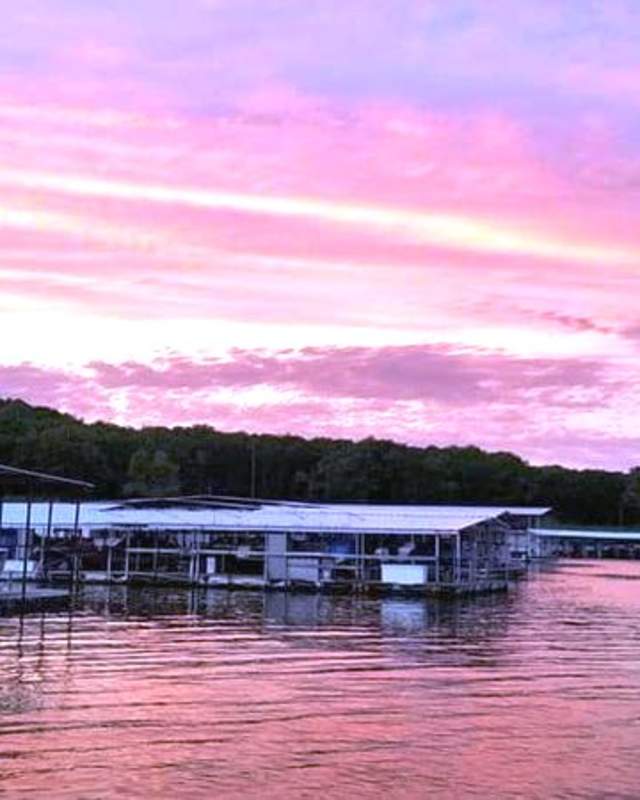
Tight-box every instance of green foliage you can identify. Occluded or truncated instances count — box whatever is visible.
[124,448,181,497]
[0,398,635,526]
[619,468,640,526]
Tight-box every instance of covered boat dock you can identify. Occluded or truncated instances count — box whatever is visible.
[0,497,549,595]
[530,528,640,559]
[0,463,94,612]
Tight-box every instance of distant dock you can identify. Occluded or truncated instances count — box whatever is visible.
[531,528,640,559]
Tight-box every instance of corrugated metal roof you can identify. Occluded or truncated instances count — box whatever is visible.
[0,502,108,527]
[0,499,549,535]
[534,528,640,542]
[316,504,550,516]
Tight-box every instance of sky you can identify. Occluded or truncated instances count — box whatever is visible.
[1,0,639,470]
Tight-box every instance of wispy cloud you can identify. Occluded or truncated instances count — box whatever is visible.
[2,167,637,264]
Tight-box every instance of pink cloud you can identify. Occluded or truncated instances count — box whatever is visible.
[1,344,635,469]
[86,346,609,405]
[0,364,111,419]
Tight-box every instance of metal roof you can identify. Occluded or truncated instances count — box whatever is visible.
[318,504,550,516]
[533,528,640,542]
[112,496,550,516]
[0,499,549,535]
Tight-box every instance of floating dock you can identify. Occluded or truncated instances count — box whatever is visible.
[531,528,640,559]
[0,587,70,614]
[0,497,550,596]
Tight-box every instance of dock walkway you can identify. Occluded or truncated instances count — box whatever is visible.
[0,587,70,614]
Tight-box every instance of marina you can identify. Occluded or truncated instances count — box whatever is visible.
[2,460,638,606]
[0,496,549,596]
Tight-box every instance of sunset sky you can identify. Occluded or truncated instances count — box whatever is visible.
[1,0,639,469]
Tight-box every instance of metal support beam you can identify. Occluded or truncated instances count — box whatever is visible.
[0,463,94,490]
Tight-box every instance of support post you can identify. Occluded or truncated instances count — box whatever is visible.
[42,499,54,576]
[153,532,159,584]
[21,494,33,600]
[72,500,81,587]
[106,541,113,582]
[190,534,199,585]
[124,532,130,582]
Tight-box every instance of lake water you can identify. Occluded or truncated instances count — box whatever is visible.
[1,560,640,799]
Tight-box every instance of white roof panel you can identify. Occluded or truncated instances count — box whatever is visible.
[534,528,640,542]
[0,500,549,535]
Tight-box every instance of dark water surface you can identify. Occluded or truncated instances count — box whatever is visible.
[2,560,640,799]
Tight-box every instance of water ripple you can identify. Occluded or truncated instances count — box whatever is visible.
[1,560,640,799]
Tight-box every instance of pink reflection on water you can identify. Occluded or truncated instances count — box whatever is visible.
[1,562,640,798]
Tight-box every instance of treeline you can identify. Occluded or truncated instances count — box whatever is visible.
[0,398,638,527]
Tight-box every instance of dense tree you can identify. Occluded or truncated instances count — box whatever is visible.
[619,468,640,526]
[124,448,181,497]
[0,397,637,526]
